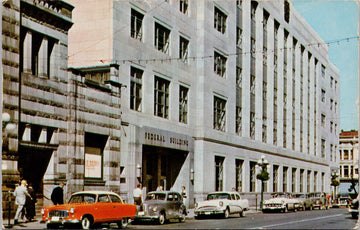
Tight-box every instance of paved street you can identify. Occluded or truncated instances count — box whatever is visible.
[4,207,357,229]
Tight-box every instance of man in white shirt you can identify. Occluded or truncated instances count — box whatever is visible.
[14,180,32,224]
[133,184,142,207]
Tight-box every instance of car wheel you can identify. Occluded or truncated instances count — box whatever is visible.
[46,223,60,229]
[81,216,93,229]
[158,213,166,225]
[223,208,230,219]
[240,210,246,217]
[118,218,128,229]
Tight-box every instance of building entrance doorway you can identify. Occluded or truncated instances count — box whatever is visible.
[142,145,188,192]
[18,145,53,195]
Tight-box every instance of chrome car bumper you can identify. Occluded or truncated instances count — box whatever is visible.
[194,207,225,216]
[46,218,80,225]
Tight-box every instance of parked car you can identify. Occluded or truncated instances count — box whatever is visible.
[262,192,299,213]
[333,196,351,208]
[293,193,314,210]
[348,195,359,219]
[194,191,249,219]
[134,191,187,225]
[308,192,329,210]
[41,190,136,229]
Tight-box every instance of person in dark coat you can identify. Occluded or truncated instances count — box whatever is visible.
[25,183,36,221]
[51,182,65,205]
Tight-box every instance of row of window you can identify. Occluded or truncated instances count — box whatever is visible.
[215,156,326,193]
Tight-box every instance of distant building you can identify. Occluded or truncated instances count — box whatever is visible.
[338,130,359,193]
[67,0,339,206]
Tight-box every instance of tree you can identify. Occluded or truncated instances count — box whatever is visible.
[331,173,340,202]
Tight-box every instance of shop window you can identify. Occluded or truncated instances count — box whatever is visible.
[84,132,108,179]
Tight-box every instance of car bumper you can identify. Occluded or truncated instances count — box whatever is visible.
[194,208,225,216]
[135,214,159,221]
[262,205,285,211]
[45,218,80,225]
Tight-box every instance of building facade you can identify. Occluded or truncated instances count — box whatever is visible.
[2,0,340,208]
[339,130,359,182]
[67,0,340,207]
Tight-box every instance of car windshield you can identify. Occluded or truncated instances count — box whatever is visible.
[207,193,231,200]
[146,193,166,200]
[294,194,305,198]
[272,193,287,198]
[69,194,96,203]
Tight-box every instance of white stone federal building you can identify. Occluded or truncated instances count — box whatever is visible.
[2,0,340,209]
[66,0,340,207]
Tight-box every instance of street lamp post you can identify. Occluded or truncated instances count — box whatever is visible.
[256,155,269,210]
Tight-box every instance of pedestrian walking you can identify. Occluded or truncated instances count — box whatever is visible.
[14,180,32,225]
[51,182,65,205]
[133,184,142,207]
[25,183,36,221]
[181,186,188,210]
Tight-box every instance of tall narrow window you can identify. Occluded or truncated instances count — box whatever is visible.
[300,169,304,192]
[215,156,225,191]
[273,165,279,192]
[179,0,188,14]
[130,67,143,111]
[321,139,326,158]
[283,166,288,192]
[292,168,296,192]
[154,76,170,118]
[179,36,189,62]
[155,22,170,54]
[214,51,227,77]
[321,172,325,192]
[307,170,311,193]
[213,96,226,131]
[314,171,318,192]
[250,161,257,192]
[85,132,108,179]
[284,0,290,23]
[235,159,244,192]
[131,9,144,40]
[214,7,227,34]
[236,106,242,135]
[179,86,188,124]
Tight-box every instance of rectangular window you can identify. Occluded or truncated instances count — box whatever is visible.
[321,172,325,191]
[273,165,279,192]
[154,76,170,118]
[179,85,188,124]
[314,171,318,192]
[321,114,326,127]
[213,96,226,131]
[215,156,225,191]
[321,89,326,102]
[250,161,257,192]
[321,139,326,158]
[307,170,311,193]
[179,36,189,62]
[214,7,227,34]
[235,159,243,192]
[321,64,326,78]
[85,132,108,179]
[179,0,188,14]
[292,168,296,192]
[155,22,170,54]
[130,67,143,111]
[131,9,144,40]
[344,149,349,160]
[300,169,304,192]
[214,51,227,77]
[236,27,243,46]
[283,166,288,192]
[236,106,242,134]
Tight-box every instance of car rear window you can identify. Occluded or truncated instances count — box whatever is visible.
[69,194,96,203]
[146,193,166,200]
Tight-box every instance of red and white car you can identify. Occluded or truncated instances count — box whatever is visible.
[41,190,136,229]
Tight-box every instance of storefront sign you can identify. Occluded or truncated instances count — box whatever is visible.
[85,153,102,178]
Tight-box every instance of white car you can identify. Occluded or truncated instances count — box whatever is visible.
[262,192,299,213]
[194,191,249,219]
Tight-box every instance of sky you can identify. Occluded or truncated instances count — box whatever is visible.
[292,0,359,131]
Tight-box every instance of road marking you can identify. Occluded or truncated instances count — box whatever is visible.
[250,214,344,229]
